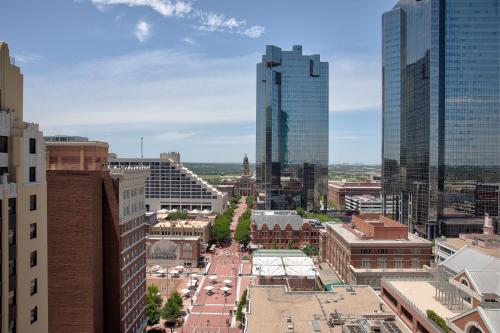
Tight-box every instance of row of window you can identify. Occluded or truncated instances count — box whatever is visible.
[360,258,420,269]
[0,136,36,154]
[359,248,422,254]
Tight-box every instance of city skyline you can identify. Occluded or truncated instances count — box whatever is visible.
[0,0,390,164]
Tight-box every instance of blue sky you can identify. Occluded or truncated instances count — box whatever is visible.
[0,0,394,164]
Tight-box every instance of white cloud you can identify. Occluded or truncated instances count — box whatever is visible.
[241,25,265,38]
[24,49,257,130]
[155,131,198,141]
[12,53,44,64]
[180,37,195,45]
[135,20,151,42]
[330,54,381,112]
[89,0,264,38]
[91,0,192,17]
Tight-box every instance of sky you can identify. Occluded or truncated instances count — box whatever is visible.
[0,0,395,164]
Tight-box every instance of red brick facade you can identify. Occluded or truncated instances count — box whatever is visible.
[319,215,432,286]
[251,222,321,249]
[328,182,381,210]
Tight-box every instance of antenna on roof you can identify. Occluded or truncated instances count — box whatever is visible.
[141,137,144,159]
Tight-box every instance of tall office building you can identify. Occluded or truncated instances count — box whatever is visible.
[256,45,329,211]
[0,42,48,333]
[381,0,500,238]
[46,138,149,333]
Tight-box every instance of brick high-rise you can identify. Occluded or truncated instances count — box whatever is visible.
[46,137,149,333]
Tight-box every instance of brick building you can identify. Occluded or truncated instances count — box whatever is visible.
[381,247,500,333]
[147,236,201,267]
[319,214,432,287]
[46,139,149,333]
[328,181,381,211]
[250,210,323,249]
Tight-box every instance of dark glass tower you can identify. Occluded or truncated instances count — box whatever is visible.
[256,45,329,211]
[382,0,500,238]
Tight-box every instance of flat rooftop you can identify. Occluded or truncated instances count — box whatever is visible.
[383,279,465,320]
[152,219,211,228]
[438,238,500,258]
[246,286,410,333]
[328,223,431,245]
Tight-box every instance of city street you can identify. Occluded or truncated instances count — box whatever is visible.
[182,197,251,333]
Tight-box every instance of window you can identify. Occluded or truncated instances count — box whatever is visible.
[29,167,36,182]
[30,279,37,296]
[361,258,370,268]
[8,290,15,306]
[30,251,37,267]
[378,258,387,269]
[29,138,36,154]
[394,258,403,268]
[8,229,15,246]
[411,258,420,268]
[30,306,38,324]
[377,249,388,254]
[9,259,15,276]
[0,135,7,153]
[30,195,36,211]
[361,249,371,254]
[30,223,37,239]
[411,248,420,255]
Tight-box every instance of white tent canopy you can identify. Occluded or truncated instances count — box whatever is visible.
[208,275,217,281]
[204,285,214,291]
[282,256,314,267]
[221,286,231,292]
[222,279,232,284]
[252,265,286,276]
[285,265,316,277]
[253,256,283,266]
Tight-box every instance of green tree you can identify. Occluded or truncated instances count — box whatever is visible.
[146,302,161,326]
[296,207,305,217]
[287,240,293,249]
[162,297,182,323]
[236,289,248,322]
[271,240,278,249]
[146,285,163,326]
[170,291,183,309]
[245,195,255,208]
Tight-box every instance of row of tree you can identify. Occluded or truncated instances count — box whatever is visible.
[234,208,251,248]
[211,206,235,244]
[146,285,184,327]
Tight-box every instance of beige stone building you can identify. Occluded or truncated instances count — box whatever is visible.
[0,42,48,333]
[149,218,212,244]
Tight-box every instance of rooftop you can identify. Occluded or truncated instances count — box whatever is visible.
[441,246,500,275]
[152,219,211,229]
[327,223,431,245]
[384,279,464,320]
[437,235,500,258]
[328,181,381,190]
[246,286,410,333]
[252,211,304,230]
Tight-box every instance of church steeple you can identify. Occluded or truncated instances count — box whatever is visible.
[241,153,250,176]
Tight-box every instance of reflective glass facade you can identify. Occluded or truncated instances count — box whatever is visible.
[256,45,329,210]
[382,0,500,238]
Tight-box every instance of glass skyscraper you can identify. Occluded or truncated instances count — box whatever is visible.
[256,45,329,211]
[382,0,500,238]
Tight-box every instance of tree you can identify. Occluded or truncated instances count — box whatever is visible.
[166,211,188,220]
[170,291,183,309]
[271,240,278,249]
[245,195,255,208]
[296,207,305,217]
[146,302,161,326]
[146,285,163,326]
[236,289,248,322]
[162,297,182,323]
[287,240,293,249]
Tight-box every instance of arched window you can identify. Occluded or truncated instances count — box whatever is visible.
[468,325,482,333]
